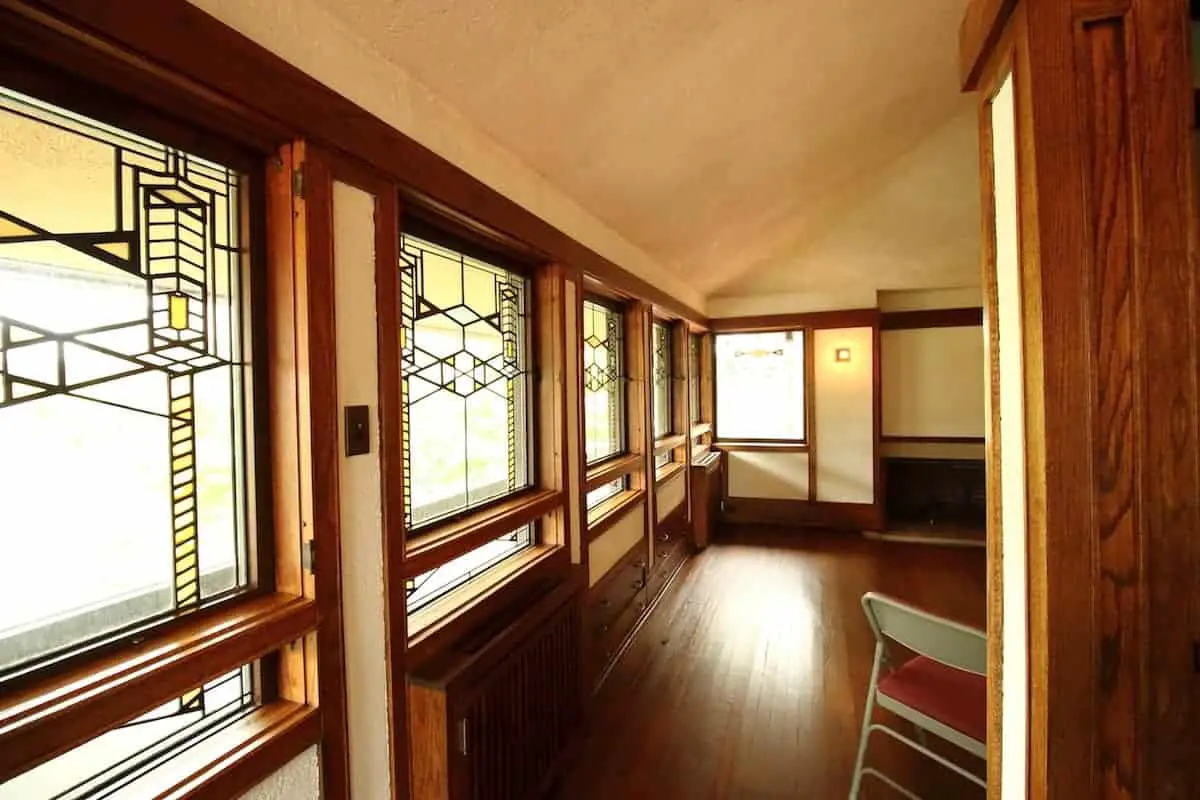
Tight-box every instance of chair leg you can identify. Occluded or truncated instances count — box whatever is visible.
[849,644,886,799]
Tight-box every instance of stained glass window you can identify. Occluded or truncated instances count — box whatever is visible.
[689,333,702,424]
[0,665,256,797]
[405,525,533,612]
[715,331,806,441]
[652,322,673,470]
[586,477,627,511]
[582,298,626,465]
[399,233,534,531]
[0,86,252,676]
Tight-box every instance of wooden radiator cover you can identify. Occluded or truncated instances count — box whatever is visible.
[409,582,583,799]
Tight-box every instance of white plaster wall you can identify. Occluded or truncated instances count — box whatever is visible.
[881,326,986,439]
[655,471,686,522]
[877,287,982,311]
[185,0,702,313]
[238,745,321,800]
[332,182,392,799]
[707,288,878,318]
[587,503,645,587]
[992,73,1027,800]
[726,451,809,500]
[814,328,875,504]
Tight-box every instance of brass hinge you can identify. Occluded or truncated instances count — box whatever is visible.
[292,166,304,198]
[302,539,316,575]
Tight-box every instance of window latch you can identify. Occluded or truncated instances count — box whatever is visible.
[302,539,316,575]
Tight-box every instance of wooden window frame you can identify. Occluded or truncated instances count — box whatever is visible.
[581,293,630,468]
[712,327,812,448]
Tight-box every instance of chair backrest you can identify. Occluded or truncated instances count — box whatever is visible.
[861,592,986,676]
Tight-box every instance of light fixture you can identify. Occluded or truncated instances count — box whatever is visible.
[835,347,852,363]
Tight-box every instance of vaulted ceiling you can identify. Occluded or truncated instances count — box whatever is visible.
[312,0,979,301]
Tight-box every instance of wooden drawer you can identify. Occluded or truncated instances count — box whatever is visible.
[587,554,645,632]
[591,587,646,673]
[647,535,687,602]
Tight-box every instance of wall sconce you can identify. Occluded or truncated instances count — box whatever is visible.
[835,347,852,363]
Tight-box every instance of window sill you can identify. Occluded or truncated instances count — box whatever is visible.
[407,543,566,645]
[584,452,641,491]
[0,593,318,782]
[113,701,319,799]
[586,488,646,543]
[653,433,687,455]
[690,422,712,438]
[714,441,810,453]
[655,461,686,485]
[404,487,562,578]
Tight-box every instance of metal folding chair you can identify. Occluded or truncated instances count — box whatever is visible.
[849,592,986,799]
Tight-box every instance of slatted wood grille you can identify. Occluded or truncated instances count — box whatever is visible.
[455,600,580,799]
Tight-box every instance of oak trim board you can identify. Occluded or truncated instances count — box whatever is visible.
[719,498,883,531]
[880,435,987,445]
[709,307,879,333]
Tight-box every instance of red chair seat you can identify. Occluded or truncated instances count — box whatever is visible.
[877,655,986,743]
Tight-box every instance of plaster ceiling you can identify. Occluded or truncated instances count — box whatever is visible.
[313,0,979,300]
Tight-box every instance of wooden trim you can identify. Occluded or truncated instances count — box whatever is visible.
[689,422,712,438]
[0,594,318,782]
[653,433,688,454]
[880,307,984,330]
[585,453,642,492]
[654,461,686,486]
[586,489,647,543]
[296,145,351,800]
[405,546,571,666]
[880,435,987,445]
[720,498,883,531]
[709,307,879,332]
[714,441,810,453]
[164,702,321,800]
[403,488,564,577]
[959,0,1019,91]
[0,0,706,325]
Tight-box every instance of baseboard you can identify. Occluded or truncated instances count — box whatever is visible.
[720,497,883,531]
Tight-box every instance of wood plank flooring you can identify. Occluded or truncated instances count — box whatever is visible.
[555,526,987,799]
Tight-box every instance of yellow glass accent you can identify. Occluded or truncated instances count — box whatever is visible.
[0,218,35,239]
[95,241,131,260]
[169,293,189,331]
[173,484,195,501]
[172,454,195,471]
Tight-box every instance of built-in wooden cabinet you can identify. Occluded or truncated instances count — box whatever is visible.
[690,450,722,548]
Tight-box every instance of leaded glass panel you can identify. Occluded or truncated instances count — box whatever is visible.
[0,86,252,675]
[715,331,806,441]
[586,476,627,511]
[689,333,702,424]
[0,665,256,797]
[399,234,533,531]
[405,525,533,612]
[582,299,626,464]
[652,321,673,439]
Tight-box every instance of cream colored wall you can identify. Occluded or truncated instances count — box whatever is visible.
[992,73,1027,800]
[726,451,809,500]
[881,326,985,439]
[238,745,320,800]
[882,440,984,460]
[813,327,875,504]
[655,471,686,522]
[185,0,703,313]
[587,503,645,587]
[332,181,393,798]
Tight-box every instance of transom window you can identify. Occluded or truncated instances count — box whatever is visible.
[399,233,534,531]
[715,330,807,442]
[582,298,626,465]
[0,86,253,677]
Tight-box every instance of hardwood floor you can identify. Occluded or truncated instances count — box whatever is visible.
[555,525,987,799]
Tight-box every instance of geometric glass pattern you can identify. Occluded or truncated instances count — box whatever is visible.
[404,525,532,613]
[652,321,673,471]
[398,233,533,531]
[0,86,250,676]
[582,298,625,465]
[689,333,702,424]
[714,331,806,442]
[0,665,255,797]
